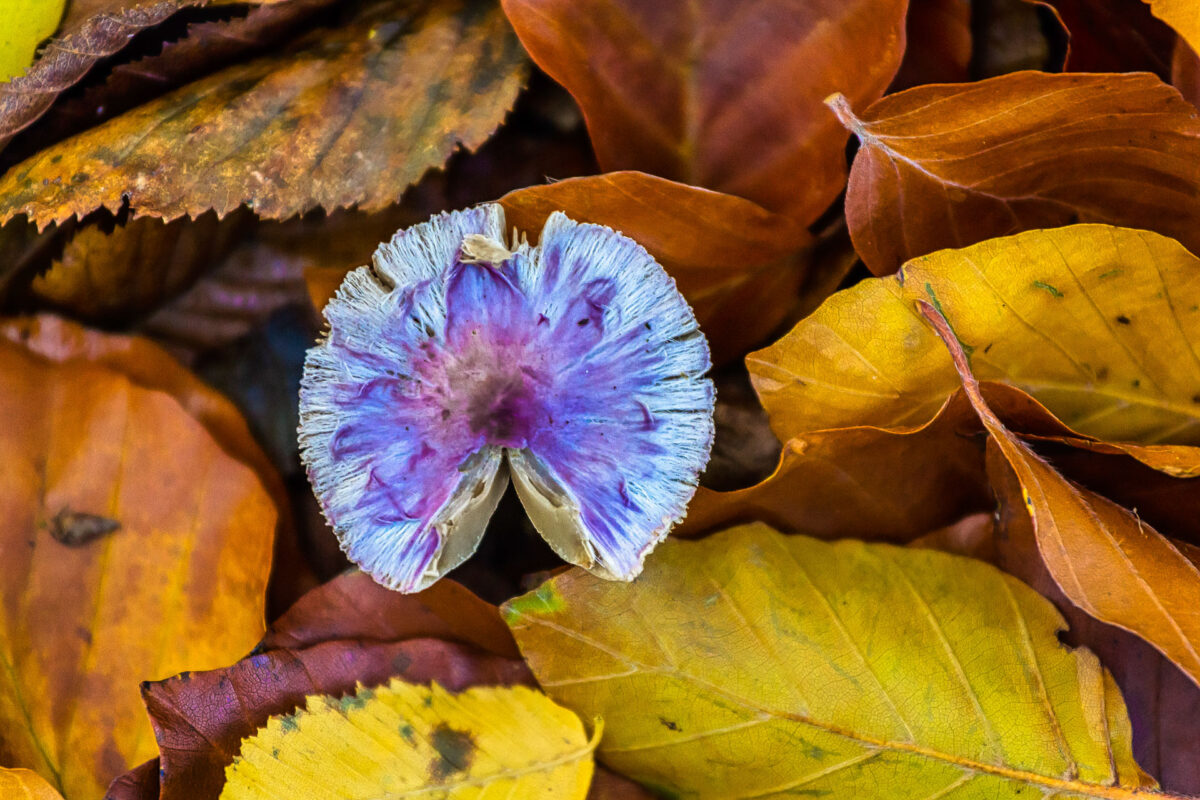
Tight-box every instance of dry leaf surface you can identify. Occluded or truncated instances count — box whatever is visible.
[507,525,1168,799]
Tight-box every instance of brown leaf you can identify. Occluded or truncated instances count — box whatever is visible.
[989,448,1200,795]
[920,298,1200,690]
[500,171,813,362]
[587,769,656,800]
[1028,0,1175,76]
[0,334,275,799]
[676,389,993,541]
[500,0,907,221]
[261,570,520,658]
[891,0,972,90]
[832,72,1200,275]
[0,0,529,228]
[138,573,530,800]
[1173,38,1200,108]
[31,214,248,323]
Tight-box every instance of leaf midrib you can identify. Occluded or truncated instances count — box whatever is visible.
[516,616,1173,800]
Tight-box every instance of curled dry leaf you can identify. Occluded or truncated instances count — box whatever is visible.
[0,0,529,229]
[750,225,1200,457]
[0,333,275,799]
[500,0,907,221]
[137,570,532,800]
[506,525,1171,799]
[500,171,812,363]
[987,448,1200,795]
[919,298,1200,691]
[831,72,1200,275]
[220,681,597,800]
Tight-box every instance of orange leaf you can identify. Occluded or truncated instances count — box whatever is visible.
[0,0,528,228]
[500,172,812,362]
[831,72,1200,275]
[919,299,1200,690]
[500,0,907,221]
[0,335,276,798]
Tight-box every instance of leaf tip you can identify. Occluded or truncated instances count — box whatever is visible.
[501,580,565,625]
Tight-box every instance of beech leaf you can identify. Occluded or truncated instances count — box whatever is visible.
[750,224,1200,460]
[831,72,1200,275]
[506,525,1170,799]
[0,0,529,228]
[919,298,1200,692]
[0,330,275,799]
[500,0,907,221]
[220,681,598,800]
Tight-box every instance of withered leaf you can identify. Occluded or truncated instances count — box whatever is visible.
[0,0,528,228]
[920,299,1200,691]
[500,0,907,222]
[832,72,1200,275]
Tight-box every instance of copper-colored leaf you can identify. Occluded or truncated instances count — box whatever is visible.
[1030,0,1174,75]
[677,390,992,541]
[920,298,1200,690]
[500,0,907,221]
[988,447,1200,795]
[0,0,529,228]
[891,0,972,89]
[0,336,275,799]
[140,572,530,800]
[831,72,1200,275]
[500,171,812,362]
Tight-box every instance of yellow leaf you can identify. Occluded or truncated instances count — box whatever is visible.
[0,767,64,800]
[0,0,65,82]
[221,680,598,800]
[751,224,1200,454]
[1145,1,1200,55]
[505,525,1176,799]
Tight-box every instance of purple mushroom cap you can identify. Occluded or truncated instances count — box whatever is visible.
[299,204,714,592]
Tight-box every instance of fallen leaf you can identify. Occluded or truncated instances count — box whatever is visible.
[499,171,813,362]
[0,337,275,799]
[102,759,158,800]
[139,571,532,800]
[31,214,248,323]
[0,0,66,82]
[830,72,1200,275]
[919,297,1200,690]
[750,225,1200,456]
[0,0,529,228]
[891,0,972,89]
[988,447,1200,795]
[0,0,279,148]
[221,681,597,800]
[506,524,1168,798]
[0,314,315,613]
[1144,0,1200,55]
[1174,39,1200,108]
[260,569,520,658]
[500,0,907,221]
[0,767,65,800]
[677,390,992,541]
[1028,0,1174,75]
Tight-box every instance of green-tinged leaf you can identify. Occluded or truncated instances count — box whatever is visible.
[0,0,528,228]
[220,680,597,800]
[505,524,1174,799]
[751,224,1200,454]
[0,0,65,82]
